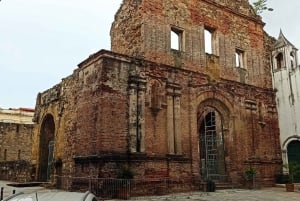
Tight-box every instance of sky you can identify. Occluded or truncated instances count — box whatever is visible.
[0,0,299,109]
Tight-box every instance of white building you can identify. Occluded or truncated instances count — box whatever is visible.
[271,31,300,176]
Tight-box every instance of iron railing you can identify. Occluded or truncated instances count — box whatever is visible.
[54,176,195,200]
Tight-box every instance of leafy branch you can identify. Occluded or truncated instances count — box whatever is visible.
[252,0,274,15]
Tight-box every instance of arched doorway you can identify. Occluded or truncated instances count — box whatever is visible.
[38,114,55,182]
[287,140,300,182]
[199,107,226,180]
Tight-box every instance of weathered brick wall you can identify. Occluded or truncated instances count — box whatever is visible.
[32,50,281,186]
[111,0,271,88]
[0,160,34,182]
[31,0,281,191]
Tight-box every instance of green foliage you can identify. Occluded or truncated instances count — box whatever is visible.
[245,167,257,180]
[252,0,274,15]
[284,161,300,183]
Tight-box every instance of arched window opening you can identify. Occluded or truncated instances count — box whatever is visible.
[290,52,295,69]
[276,53,284,69]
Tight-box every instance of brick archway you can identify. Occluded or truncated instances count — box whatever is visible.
[197,98,231,181]
[38,114,55,182]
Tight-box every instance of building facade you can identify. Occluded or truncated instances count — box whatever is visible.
[0,108,34,181]
[271,31,300,181]
[32,0,282,190]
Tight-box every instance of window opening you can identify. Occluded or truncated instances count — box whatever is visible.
[16,125,19,133]
[276,53,284,69]
[235,49,244,68]
[290,52,295,69]
[205,29,212,54]
[171,27,183,51]
[4,149,7,161]
[18,150,21,160]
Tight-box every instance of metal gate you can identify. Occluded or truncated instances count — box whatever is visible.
[200,110,226,181]
[47,141,54,181]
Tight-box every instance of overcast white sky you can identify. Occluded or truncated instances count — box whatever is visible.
[0,0,298,109]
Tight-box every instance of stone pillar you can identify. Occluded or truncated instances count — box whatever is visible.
[128,75,146,153]
[166,93,175,154]
[166,83,182,155]
[128,82,138,153]
[174,95,182,154]
[137,81,146,152]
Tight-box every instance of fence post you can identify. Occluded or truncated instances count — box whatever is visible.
[1,187,4,201]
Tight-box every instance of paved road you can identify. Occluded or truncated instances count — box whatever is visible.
[1,180,299,201]
[125,187,300,201]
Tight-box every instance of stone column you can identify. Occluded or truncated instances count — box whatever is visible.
[128,76,146,153]
[174,94,182,154]
[128,81,138,153]
[166,91,175,154]
[137,80,146,152]
[166,83,182,155]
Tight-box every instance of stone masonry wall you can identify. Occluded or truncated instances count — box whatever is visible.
[111,0,271,88]
[0,122,33,162]
[0,114,34,182]
[32,50,281,187]
[31,0,282,191]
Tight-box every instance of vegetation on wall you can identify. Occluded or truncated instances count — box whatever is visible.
[252,0,273,15]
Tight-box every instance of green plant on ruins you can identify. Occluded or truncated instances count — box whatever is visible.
[245,167,257,180]
[284,161,300,183]
[252,0,274,15]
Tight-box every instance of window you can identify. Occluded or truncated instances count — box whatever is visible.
[204,27,218,55]
[171,27,184,51]
[235,49,245,68]
[290,52,295,69]
[204,29,212,54]
[4,149,7,161]
[18,150,21,160]
[16,124,19,133]
[276,53,284,69]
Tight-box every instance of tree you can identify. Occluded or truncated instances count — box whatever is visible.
[252,0,274,15]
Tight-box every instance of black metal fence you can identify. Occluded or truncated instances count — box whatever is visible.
[55,176,195,200]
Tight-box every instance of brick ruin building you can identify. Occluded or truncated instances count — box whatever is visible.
[31,0,283,191]
[0,108,34,182]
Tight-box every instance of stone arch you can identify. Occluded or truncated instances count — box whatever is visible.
[286,139,300,182]
[38,114,55,182]
[282,135,300,150]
